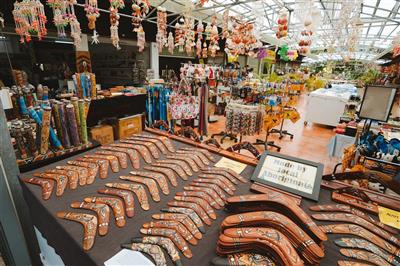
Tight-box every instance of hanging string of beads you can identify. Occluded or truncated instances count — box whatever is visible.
[13,0,47,43]
[109,0,124,49]
[156,7,167,52]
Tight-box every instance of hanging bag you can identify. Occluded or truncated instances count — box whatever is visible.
[169,78,199,120]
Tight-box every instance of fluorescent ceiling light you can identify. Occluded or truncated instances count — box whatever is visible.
[55,40,73,44]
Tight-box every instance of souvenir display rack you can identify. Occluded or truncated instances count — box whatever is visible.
[18,127,400,265]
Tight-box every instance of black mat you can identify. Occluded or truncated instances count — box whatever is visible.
[21,133,372,265]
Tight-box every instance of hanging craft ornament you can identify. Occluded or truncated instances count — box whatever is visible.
[84,0,100,31]
[136,25,145,52]
[167,32,174,54]
[174,21,185,52]
[195,20,203,58]
[0,12,4,28]
[46,0,81,47]
[278,45,289,61]
[257,48,267,60]
[287,50,298,61]
[183,15,195,55]
[91,29,100,44]
[13,0,47,43]
[208,15,220,57]
[109,0,125,50]
[222,9,229,39]
[393,33,400,58]
[225,16,261,57]
[131,0,150,30]
[47,0,67,37]
[66,0,81,48]
[156,7,167,52]
[276,11,288,39]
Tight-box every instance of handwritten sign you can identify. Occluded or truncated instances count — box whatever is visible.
[215,157,247,174]
[378,206,400,229]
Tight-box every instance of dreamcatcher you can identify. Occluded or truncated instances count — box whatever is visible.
[109,0,125,49]
[156,7,167,52]
[13,0,47,43]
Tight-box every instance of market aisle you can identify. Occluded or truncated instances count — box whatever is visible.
[206,93,340,174]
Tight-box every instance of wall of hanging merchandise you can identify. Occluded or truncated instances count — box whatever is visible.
[7,0,266,60]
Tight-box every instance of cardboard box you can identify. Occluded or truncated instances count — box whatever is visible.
[90,125,114,145]
[117,114,142,139]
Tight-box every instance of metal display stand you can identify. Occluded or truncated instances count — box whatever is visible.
[0,100,41,265]
[268,119,294,140]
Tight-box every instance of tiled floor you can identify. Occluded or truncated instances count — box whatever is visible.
[203,93,340,175]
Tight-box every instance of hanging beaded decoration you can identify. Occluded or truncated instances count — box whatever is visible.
[66,0,82,48]
[136,25,145,52]
[208,16,219,57]
[175,20,185,52]
[13,0,47,43]
[195,20,203,58]
[47,0,67,37]
[167,31,174,54]
[109,0,125,49]
[156,7,167,52]
[131,0,150,30]
[222,9,229,39]
[184,16,195,55]
[84,0,100,31]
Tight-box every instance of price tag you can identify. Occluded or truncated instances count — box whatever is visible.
[215,157,247,174]
[378,206,400,229]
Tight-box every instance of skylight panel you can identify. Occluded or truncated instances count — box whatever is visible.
[378,0,396,10]
[362,6,375,14]
[375,9,390,17]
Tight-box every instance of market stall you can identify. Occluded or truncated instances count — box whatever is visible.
[19,128,400,265]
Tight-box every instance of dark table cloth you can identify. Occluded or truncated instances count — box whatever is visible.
[21,133,365,265]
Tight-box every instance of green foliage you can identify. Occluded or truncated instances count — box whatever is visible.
[305,76,326,91]
[268,72,284,83]
[359,68,381,85]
